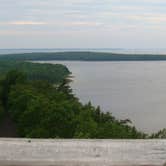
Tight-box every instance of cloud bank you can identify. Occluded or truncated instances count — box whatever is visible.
[0,0,166,48]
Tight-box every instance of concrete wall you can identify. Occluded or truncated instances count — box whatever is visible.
[0,139,166,166]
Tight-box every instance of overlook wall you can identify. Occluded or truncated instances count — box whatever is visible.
[0,139,166,166]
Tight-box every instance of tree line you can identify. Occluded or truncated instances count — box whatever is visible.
[1,52,166,61]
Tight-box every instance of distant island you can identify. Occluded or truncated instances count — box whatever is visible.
[1,51,166,61]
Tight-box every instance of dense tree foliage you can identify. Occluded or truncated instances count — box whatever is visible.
[0,60,70,83]
[0,101,4,122]
[1,52,166,61]
[0,68,147,138]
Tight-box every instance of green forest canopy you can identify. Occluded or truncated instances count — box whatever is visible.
[0,60,70,83]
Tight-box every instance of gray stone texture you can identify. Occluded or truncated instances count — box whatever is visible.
[0,139,165,166]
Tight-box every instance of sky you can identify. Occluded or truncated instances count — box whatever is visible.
[0,0,166,49]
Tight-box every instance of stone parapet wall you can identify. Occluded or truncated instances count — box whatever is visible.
[0,139,165,166]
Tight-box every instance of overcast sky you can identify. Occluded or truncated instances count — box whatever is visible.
[0,0,166,49]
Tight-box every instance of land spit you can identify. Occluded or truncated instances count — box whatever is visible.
[0,139,165,166]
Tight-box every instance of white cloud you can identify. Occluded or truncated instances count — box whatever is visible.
[0,0,166,48]
[9,21,47,25]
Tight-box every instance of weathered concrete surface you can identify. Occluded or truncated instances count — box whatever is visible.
[0,139,166,166]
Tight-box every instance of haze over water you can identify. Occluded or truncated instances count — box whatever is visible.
[38,60,166,133]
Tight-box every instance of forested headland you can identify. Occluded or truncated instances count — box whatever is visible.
[0,60,165,138]
[0,60,70,83]
[0,60,149,138]
[1,52,166,61]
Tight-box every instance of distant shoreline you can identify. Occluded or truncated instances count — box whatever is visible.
[1,51,166,61]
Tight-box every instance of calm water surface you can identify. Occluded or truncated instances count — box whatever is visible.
[38,61,166,133]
